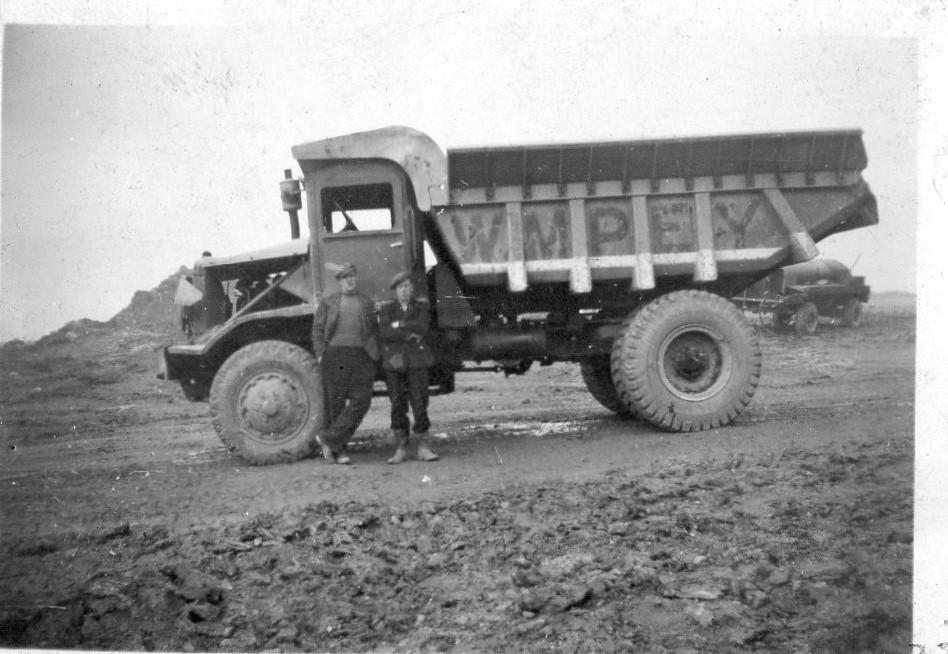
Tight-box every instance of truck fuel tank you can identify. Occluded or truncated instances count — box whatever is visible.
[470,326,547,361]
[781,258,853,287]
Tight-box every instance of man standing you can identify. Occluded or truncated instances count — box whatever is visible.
[311,262,379,464]
[379,271,439,464]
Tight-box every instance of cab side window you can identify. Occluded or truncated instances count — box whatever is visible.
[320,183,395,233]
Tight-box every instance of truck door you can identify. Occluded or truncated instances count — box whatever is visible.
[312,162,413,302]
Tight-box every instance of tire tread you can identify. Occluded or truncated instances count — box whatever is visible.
[610,290,762,432]
[209,340,322,465]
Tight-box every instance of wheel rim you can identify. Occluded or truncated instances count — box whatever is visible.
[795,304,817,333]
[237,370,309,443]
[658,325,732,401]
[802,307,817,331]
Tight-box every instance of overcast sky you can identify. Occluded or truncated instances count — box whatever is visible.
[0,1,939,342]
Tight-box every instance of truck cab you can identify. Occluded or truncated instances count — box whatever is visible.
[305,160,424,303]
[163,130,445,403]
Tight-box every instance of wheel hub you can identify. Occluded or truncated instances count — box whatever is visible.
[238,372,307,442]
[659,327,728,400]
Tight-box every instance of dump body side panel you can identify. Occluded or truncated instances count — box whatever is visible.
[436,131,877,297]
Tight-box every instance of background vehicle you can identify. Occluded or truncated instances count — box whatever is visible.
[161,126,878,463]
[733,258,870,334]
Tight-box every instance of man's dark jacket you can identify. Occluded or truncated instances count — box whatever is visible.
[311,292,379,361]
[378,298,432,370]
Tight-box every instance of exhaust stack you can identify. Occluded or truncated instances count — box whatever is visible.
[280,168,302,239]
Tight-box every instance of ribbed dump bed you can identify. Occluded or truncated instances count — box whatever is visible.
[447,131,867,193]
[436,130,877,293]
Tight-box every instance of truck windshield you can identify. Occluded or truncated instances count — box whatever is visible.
[321,183,394,233]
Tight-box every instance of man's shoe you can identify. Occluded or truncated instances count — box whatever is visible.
[388,429,410,464]
[416,434,439,462]
[316,435,335,462]
[387,445,409,464]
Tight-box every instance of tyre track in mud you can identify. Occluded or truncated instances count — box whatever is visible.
[1,313,914,544]
[1,370,913,542]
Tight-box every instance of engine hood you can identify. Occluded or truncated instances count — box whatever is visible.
[194,239,309,279]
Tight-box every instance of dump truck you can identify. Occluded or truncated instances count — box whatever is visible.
[733,258,870,334]
[160,126,878,464]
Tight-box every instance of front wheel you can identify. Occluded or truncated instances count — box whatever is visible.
[840,298,863,327]
[209,340,324,465]
[611,290,761,432]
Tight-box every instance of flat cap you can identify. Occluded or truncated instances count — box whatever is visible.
[390,270,413,289]
[335,262,358,279]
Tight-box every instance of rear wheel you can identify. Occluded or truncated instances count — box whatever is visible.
[209,340,323,465]
[610,290,761,432]
[840,297,863,327]
[793,302,819,335]
[580,356,632,416]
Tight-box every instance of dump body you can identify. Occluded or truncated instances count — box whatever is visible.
[436,131,877,301]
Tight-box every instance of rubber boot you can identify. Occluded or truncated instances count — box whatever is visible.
[316,434,334,462]
[387,429,410,464]
[317,434,350,465]
[415,432,439,462]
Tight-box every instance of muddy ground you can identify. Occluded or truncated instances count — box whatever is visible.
[0,300,915,652]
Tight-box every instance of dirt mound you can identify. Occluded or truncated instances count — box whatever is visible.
[110,266,190,336]
[0,267,189,418]
[1,267,188,359]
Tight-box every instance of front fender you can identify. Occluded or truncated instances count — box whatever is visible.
[163,304,316,382]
